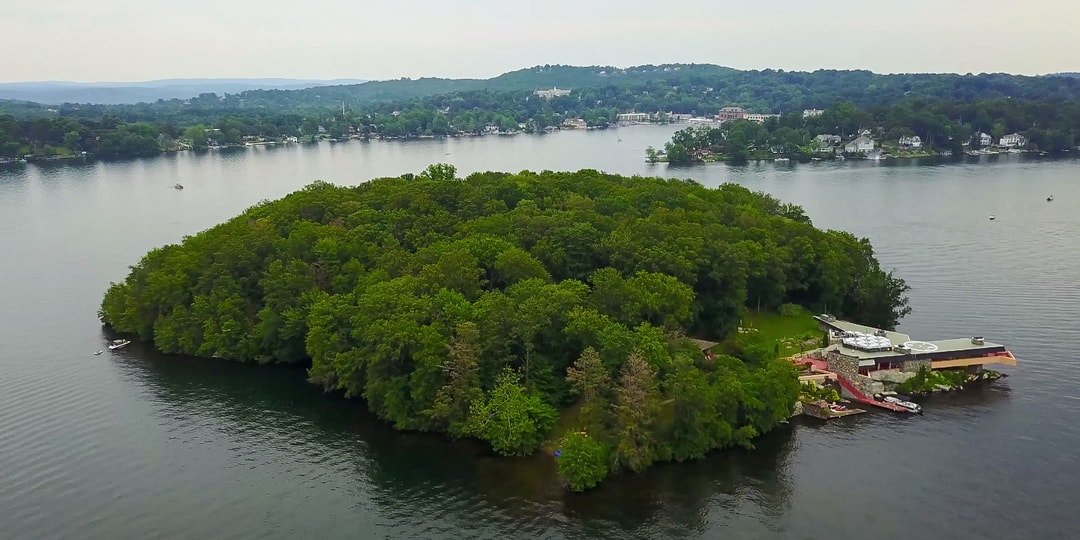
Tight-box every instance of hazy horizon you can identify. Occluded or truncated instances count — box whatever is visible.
[1,68,1075,87]
[4,0,1079,83]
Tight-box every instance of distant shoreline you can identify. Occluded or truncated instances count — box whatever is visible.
[1,124,1074,168]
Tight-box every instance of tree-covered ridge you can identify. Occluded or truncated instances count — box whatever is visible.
[99,168,910,488]
[11,64,1080,110]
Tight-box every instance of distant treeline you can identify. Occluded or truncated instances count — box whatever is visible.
[658,98,1080,164]
[4,64,1080,159]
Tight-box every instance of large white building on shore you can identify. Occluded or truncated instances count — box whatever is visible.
[534,87,571,99]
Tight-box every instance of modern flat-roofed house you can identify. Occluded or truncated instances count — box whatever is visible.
[813,315,1017,376]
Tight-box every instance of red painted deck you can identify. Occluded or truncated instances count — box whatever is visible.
[798,357,913,413]
[834,376,910,412]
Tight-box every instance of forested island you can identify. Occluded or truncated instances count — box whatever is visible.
[4,63,1080,160]
[652,98,1080,164]
[99,167,910,490]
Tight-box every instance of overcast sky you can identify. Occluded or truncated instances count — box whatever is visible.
[4,0,1078,82]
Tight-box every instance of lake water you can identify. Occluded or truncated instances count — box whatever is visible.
[2,126,1079,539]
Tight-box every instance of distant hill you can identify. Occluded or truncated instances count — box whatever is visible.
[0,78,368,105]
[1050,72,1080,79]
[216,64,1080,113]
[6,64,1080,122]
[247,64,738,104]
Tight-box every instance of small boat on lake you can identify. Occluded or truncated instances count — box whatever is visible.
[93,350,103,355]
[174,183,184,190]
[989,215,996,220]
[107,339,131,351]
[1047,195,1054,202]
[883,395,923,414]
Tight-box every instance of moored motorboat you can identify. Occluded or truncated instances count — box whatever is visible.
[988,215,996,221]
[174,183,184,190]
[107,339,131,350]
[1047,195,1054,202]
[883,395,922,414]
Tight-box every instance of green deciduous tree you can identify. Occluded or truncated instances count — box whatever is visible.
[557,431,610,491]
[465,368,557,456]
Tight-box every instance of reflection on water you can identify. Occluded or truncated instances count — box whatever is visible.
[115,342,796,539]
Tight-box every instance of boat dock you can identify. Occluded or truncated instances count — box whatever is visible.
[798,357,913,413]
[834,374,911,413]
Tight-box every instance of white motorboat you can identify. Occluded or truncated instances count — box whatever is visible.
[107,339,131,351]
[93,350,103,355]
[883,395,923,414]
[988,215,996,221]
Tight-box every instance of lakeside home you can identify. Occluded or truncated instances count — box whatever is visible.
[1000,133,1027,148]
[804,314,1016,405]
[814,315,1016,374]
[844,135,875,153]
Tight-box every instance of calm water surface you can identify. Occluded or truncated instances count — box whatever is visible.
[2,126,1079,539]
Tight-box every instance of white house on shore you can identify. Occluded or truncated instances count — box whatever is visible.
[898,135,923,148]
[802,108,825,118]
[999,133,1027,148]
[845,135,875,153]
[977,132,993,147]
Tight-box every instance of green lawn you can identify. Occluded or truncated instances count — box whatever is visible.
[738,305,823,357]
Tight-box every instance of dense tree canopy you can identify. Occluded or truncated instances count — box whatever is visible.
[99,167,910,488]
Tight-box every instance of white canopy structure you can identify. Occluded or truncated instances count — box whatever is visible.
[840,331,893,352]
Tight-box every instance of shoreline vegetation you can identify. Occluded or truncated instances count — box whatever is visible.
[0,119,1064,167]
[98,166,911,491]
[4,63,1080,162]
[648,98,1076,165]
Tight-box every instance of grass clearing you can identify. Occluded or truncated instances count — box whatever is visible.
[738,304,823,357]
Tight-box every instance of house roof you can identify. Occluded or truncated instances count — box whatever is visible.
[814,315,1008,364]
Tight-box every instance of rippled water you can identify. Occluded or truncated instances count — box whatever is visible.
[1,127,1078,539]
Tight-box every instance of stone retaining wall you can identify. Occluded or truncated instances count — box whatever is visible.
[826,351,858,380]
[850,374,885,396]
[825,351,885,396]
[902,359,931,373]
[799,401,831,419]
